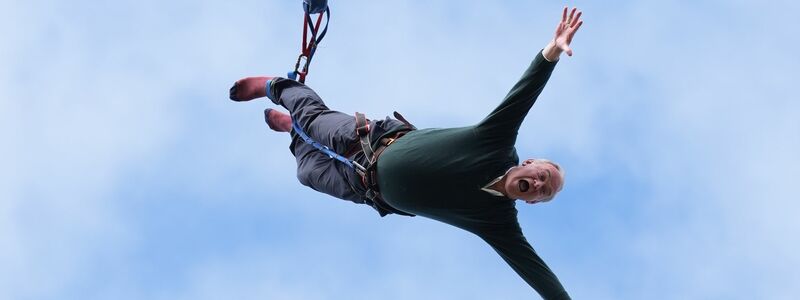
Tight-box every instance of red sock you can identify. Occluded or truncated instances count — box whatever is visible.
[229,76,273,101]
[264,109,292,132]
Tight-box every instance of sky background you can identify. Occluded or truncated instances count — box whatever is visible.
[2,0,799,299]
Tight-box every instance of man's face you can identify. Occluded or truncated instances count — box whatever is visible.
[503,159,563,203]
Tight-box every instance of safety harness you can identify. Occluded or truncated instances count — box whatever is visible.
[284,2,413,216]
[355,112,417,217]
[292,112,417,217]
[288,0,330,84]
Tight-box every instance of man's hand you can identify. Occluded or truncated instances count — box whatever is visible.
[543,7,584,61]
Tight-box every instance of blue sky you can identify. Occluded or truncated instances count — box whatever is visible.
[2,0,798,299]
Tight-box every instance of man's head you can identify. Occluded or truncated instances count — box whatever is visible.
[503,158,565,204]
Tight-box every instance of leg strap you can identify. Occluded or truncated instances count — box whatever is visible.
[355,112,375,164]
[393,111,417,130]
[354,112,416,217]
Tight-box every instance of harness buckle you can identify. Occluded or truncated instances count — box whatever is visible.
[294,54,310,75]
[352,161,367,175]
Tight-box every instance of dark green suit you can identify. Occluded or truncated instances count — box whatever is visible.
[378,52,570,299]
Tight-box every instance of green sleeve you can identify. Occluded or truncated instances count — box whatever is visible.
[476,52,558,139]
[481,225,571,300]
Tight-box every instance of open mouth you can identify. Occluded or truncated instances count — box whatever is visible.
[518,180,530,193]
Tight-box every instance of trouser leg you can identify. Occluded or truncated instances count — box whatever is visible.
[267,78,363,203]
[291,140,362,202]
[268,78,359,155]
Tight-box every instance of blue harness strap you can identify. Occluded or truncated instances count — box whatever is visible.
[291,115,416,218]
[291,119,366,173]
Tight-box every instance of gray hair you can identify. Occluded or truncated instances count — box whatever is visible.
[527,158,565,203]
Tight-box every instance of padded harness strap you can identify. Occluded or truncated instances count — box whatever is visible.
[354,112,375,164]
[354,112,416,217]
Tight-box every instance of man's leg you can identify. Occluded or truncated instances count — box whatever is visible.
[272,78,360,156]
[231,76,358,155]
[290,136,362,202]
[270,79,366,203]
[233,76,363,202]
[263,108,292,132]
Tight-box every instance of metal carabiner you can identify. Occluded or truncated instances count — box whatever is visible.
[294,54,309,76]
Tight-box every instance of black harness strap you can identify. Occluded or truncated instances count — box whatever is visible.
[355,112,374,164]
[354,111,416,217]
[393,111,417,130]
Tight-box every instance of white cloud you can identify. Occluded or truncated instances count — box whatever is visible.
[591,1,800,299]
[1,1,185,298]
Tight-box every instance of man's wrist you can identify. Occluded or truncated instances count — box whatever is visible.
[542,41,561,62]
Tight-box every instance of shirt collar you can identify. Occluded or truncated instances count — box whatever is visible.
[481,167,514,197]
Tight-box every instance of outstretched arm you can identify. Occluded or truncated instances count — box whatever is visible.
[481,224,571,299]
[476,7,584,140]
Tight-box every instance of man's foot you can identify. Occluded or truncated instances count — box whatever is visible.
[229,76,273,102]
[264,108,292,132]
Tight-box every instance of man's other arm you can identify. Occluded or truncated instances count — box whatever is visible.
[481,225,571,300]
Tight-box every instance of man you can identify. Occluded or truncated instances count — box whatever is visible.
[229,7,583,300]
